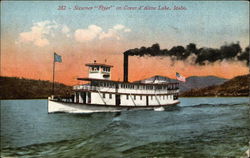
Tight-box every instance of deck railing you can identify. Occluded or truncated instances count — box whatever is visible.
[73,85,100,91]
[73,85,179,94]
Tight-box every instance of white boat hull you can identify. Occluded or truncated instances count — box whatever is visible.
[48,99,179,114]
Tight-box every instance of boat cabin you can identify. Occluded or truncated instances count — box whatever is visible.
[85,61,113,80]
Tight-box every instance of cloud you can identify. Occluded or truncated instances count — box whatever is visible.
[62,25,70,34]
[17,20,58,47]
[99,29,120,40]
[124,28,131,32]
[75,25,102,42]
[62,25,71,37]
[17,22,131,45]
[113,24,125,30]
[74,24,131,42]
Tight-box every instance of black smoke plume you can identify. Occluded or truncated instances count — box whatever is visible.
[124,42,249,66]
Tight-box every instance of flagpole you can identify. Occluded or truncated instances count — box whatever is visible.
[52,53,55,95]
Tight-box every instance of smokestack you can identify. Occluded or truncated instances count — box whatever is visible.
[123,53,128,82]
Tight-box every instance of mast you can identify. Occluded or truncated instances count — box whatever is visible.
[52,52,62,95]
[52,54,55,95]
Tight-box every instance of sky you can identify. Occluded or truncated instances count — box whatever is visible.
[1,1,249,85]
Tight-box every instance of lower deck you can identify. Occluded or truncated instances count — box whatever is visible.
[48,99,180,113]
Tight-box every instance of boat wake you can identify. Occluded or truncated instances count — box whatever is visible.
[181,102,247,108]
[154,107,165,111]
[1,118,134,158]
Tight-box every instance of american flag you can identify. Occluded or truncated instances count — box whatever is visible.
[176,72,186,82]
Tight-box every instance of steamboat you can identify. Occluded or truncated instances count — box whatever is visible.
[48,53,180,113]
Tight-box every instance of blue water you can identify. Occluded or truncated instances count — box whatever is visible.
[1,97,249,157]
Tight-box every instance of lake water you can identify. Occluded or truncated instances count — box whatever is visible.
[1,97,249,157]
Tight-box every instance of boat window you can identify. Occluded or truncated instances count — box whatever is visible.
[134,95,136,100]
[126,95,129,100]
[109,94,112,99]
[151,96,153,100]
[103,93,105,98]
[140,96,142,100]
[93,66,98,71]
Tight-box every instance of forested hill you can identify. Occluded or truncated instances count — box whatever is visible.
[0,76,72,99]
[181,74,249,97]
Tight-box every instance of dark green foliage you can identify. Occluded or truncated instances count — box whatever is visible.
[0,76,72,99]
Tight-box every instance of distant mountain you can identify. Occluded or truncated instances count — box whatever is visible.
[179,76,228,92]
[181,74,249,97]
[135,75,228,93]
[0,76,72,99]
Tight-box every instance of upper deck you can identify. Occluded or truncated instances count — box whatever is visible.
[73,78,179,95]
